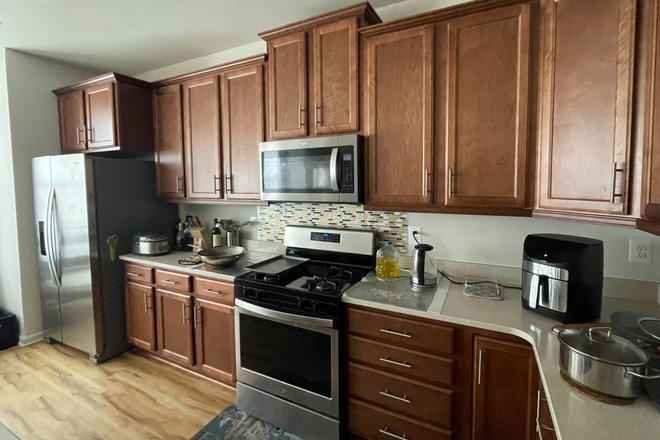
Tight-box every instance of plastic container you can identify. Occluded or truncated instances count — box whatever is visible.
[375,240,400,279]
[0,309,18,351]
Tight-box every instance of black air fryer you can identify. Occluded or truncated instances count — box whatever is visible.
[522,234,603,324]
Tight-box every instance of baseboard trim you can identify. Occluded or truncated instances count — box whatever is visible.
[19,331,44,346]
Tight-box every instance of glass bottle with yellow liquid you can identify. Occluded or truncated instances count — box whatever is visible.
[375,240,400,279]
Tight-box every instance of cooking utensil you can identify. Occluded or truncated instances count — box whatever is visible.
[106,235,118,261]
[197,246,247,267]
[556,325,660,399]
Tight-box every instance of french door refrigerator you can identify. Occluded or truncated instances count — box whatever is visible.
[32,154,175,362]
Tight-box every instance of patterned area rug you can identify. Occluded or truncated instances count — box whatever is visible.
[191,406,304,440]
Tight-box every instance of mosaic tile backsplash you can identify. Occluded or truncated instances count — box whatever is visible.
[257,203,408,251]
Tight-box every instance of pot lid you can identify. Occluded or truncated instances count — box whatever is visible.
[134,232,168,242]
[557,327,649,366]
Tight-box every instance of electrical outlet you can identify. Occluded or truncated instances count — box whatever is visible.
[629,239,653,265]
[408,226,422,254]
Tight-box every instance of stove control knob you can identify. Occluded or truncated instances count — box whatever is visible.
[298,299,312,310]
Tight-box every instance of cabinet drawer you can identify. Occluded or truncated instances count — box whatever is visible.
[348,308,454,355]
[349,363,453,429]
[348,399,452,440]
[349,335,453,387]
[538,388,556,437]
[194,277,234,304]
[155,270,192,293]
[125,264,153,284]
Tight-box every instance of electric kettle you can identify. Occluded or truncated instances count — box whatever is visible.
[410,244,438,288]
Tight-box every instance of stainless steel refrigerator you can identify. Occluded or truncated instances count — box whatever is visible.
[32,154,176,363]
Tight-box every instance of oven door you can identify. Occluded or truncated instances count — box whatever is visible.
[235,298,339,418]
[260,138,341,203]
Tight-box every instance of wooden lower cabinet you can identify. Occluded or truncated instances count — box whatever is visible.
[472,336,538,440]
[156,289,195,367]
[194,298,235,383]
[125,281,156,351]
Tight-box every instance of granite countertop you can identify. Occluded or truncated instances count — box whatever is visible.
[342,274,660,440]
[119,250,279,282]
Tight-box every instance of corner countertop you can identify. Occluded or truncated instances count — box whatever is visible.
[342,275,660,440]
[118,250,279,282]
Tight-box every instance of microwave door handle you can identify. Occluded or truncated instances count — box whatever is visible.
[330,147,339,192]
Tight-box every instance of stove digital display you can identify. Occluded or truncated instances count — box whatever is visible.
[311,232,341,243]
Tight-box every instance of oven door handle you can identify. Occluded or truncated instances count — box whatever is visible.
[235,299,335,329]
[330,147,340,192]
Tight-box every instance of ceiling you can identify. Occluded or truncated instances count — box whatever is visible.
[0,0,406,76]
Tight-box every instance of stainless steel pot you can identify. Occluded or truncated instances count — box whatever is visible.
[557,326,660,399]
[133,232,170,256]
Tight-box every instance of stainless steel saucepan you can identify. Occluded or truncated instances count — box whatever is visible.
[556,326,660,399]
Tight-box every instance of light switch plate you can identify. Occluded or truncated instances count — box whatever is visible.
[408,226,422,254]
[629,239,653,264]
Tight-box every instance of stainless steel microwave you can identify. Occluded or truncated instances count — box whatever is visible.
[259,135,363,203]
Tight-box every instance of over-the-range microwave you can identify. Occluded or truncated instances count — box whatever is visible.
[259,135,363,203]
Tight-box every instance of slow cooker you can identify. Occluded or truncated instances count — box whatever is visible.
[132,232,171,256]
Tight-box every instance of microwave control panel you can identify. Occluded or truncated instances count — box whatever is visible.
[340,146,355,193]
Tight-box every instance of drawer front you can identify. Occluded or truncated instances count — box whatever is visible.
[194,277,234,304]
[349,363,453,429]
[125,263,153,284]
[155,270,192,293]
[349,335,453,387]
[348,308,454,355]
[348,399,452,440]
[538,388,556,437]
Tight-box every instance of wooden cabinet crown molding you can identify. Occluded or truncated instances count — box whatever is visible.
[53,72,150,95]
[152,54,266,88]
[258,2,381,41]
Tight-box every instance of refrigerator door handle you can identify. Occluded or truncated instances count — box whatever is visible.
[44,187,59,287]
[51,190,62,287]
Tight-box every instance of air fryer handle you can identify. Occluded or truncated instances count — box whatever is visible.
[529,274,540,309]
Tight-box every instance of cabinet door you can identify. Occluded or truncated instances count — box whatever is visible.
[85,82,117,149]
[538,0,635,214]
[366,26,434,205]
[183,76,222,199]
[313,17,358,134]
[194,298,235,384]
[154,84,185,199]
[643,0,660,229]
[443,4,530,208]
[221,65,264,200]
[156,289,194,366]
[473,336,537,440]
[57,90,87,153]
[125,281,156,352]
[268,32,307,139]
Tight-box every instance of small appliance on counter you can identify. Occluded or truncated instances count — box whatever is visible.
[410,244,438,288]
[132,232,171,256]
[522,234,603,324]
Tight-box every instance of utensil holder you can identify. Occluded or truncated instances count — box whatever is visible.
[227,231,240,247]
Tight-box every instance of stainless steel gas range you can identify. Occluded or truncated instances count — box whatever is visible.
[233,226,377,440]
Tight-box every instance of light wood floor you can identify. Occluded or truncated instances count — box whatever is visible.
[0,342,236,440]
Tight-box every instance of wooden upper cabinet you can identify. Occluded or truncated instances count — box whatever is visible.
[366,26,434,205]
[183,75,222,199]
[194,298,235,384]
[537,0,636,214]
[314,17,358,134]
[54,73,153,154]
[154,84,185,199]
[268,32,308,139]
[125,281,156,352]
[57,91,86,153]
[221,65,264,200]
[472,336,538,440]
[442,4,531,208]
[156,289,194,367]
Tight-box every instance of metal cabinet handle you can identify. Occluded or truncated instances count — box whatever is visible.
[126,272,142,277]
[379,389,411,404]
[225,174,232,193]
[448,168,454,197]
[379,357,411,368]
[214,174,221,193]
[299,105,305,128]
[379,328,411,338]
[175,175,184,194]
[379,427,407,440]
[202,288,221,295]
[536,419,544,440]
[610,162,625,203]
[193,306,199,328]
[478,349,483,385]
[161,279,178,285]
[182,303,189,324]
[143,293,148,313]
[76,127,85,144]
[315,102,321,126]
[87,127,95,143]
[423,168,430,197]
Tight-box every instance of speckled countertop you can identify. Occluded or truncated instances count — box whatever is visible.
[119,250,279,282]
[343,275,660,440]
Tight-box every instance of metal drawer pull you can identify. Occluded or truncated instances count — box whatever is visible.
[379,427,407,440]
[540,423,554,432]
[478,349,483,385]
[182,303,189,324]
[379,389,411,404]
[202,288,222,295]
[161,279,178,285]
[143,293,148,313]
[379,357,411,368]
[379,328,411,338]
[126,272,142,277]
[536,419,544,440]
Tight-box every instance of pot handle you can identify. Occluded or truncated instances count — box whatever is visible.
[587,326,612,342]
[625,367,660,380]
[637,318,660,344]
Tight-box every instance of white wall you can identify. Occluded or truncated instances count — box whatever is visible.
[1,49,99,342]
